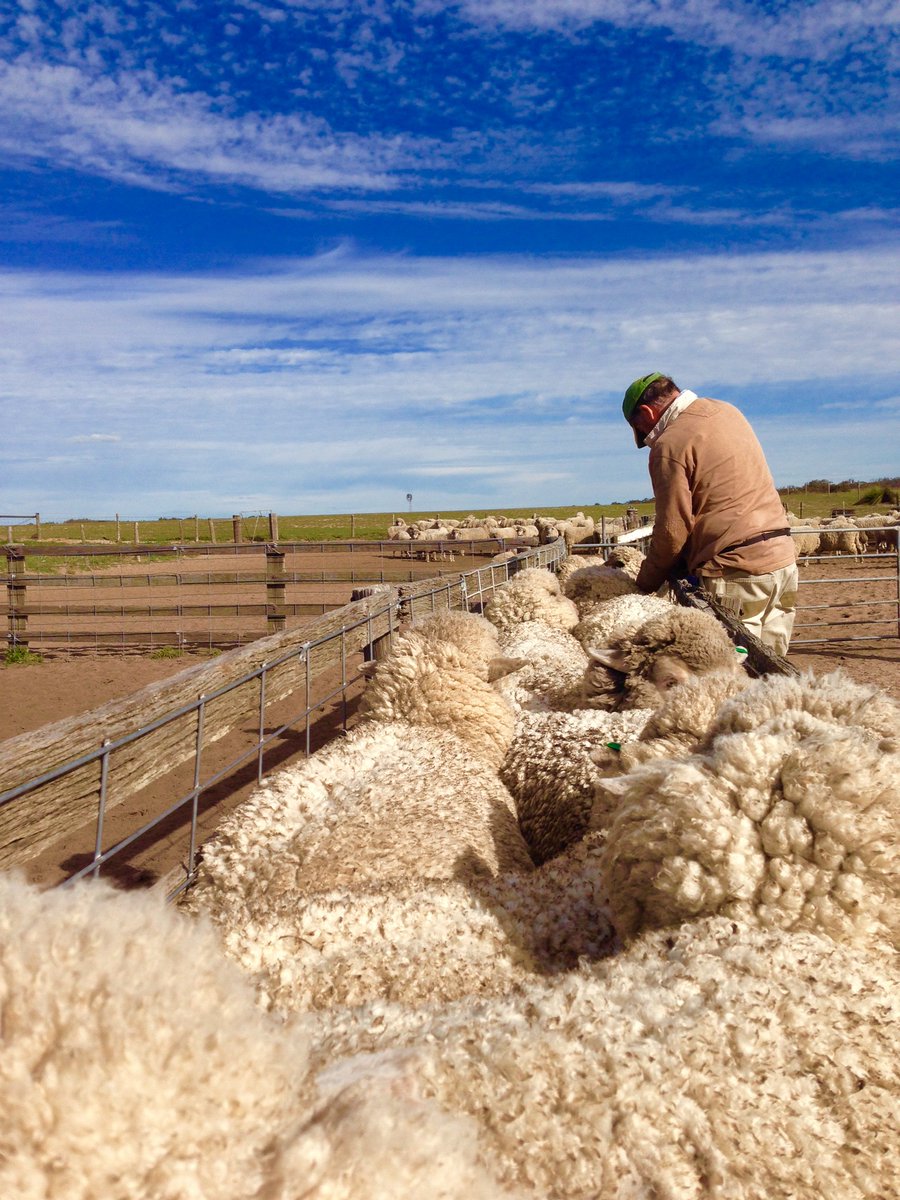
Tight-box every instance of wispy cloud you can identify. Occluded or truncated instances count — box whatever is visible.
[1,244,897,514]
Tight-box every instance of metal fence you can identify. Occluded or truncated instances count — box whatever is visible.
[0,541,565,897]
[3,538,520,653]
[791,525,900,645]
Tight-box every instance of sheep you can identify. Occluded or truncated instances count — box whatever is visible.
[483,567,579,633]
[590,667,752,831]
[817,520,866,558]
[581,604,741,710]
[562,562,640,608]
[500,707,652,863]
[184,610,535,948]
[306,916,900,1200]
[572,590,674,650]
[602,542,645,578]
[555,553,606,588]
[0,873,514,1200]
[597,669,900,948]
[491,620,589,712]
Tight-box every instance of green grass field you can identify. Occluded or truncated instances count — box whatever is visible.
[3,488,897,549]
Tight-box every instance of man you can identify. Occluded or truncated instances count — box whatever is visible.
[622,372,798,656]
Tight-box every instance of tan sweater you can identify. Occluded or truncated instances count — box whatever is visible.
[635,397,795,593]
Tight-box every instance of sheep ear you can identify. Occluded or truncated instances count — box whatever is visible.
[587,646,629,672]
[595,774,631,796]
[488,655,528,681]
[359,660,379,679]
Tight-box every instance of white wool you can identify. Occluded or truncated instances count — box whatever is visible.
[502,708,652,863]
[484,569,580,632]
[573,591,674,649]
[493,621,589,711]
[304,918,900,1200]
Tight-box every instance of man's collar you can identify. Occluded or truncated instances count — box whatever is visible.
[644,390,698,448]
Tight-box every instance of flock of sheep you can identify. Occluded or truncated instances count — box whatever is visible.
[788,510,900,558]
[389,511,603,553]
[2,547,898,1199]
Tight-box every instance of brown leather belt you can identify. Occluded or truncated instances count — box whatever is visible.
[718,528,791,556]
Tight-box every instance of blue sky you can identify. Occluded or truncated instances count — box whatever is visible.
[1,1,898,520]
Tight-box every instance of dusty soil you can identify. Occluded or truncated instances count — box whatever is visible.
[2,548,897,890]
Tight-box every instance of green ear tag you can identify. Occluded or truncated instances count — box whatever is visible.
[605,742,621,751]
[735,647,748,656]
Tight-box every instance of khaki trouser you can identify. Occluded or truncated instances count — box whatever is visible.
[698,563,799,657]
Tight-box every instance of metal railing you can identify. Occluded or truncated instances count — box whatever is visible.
[791,525,900,645]
[0,541,565,897]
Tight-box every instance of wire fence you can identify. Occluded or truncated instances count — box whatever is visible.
[0,541,566,897]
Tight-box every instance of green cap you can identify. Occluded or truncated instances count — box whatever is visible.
[622,373,665,422]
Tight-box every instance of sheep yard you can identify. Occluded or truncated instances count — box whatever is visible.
[2,532,900,1200]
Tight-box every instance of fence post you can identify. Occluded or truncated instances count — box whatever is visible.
[194,514,200,542]
[115,513,121,543]
[6,548,27,647]
[268,512,279,543]
[35,513,40,541]
[232,514,243,544]
[208,518,217,544]
[266,546,286,636]
[351,514,356,538]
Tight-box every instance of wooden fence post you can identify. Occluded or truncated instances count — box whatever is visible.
[232,514,243,544]
[350,514,356,538]
[266,546,286,636]
[133,521,139,543]
[268,512,279,543]
[194,514,200,542]
[6,548,27,647]
[35,513,40,541]
[208,518,217,544]
[115,513,121,543]
[352,587,394,663]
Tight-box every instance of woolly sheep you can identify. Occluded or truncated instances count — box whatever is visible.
[562,563,639,608]
[306,916,900,1200]
[601,542,645,579]
[572,590,674,650]
[500,707,652,863]
[598,669,900,948]
[0,874,509,1200]
[491,620,589,712]
[554,552,606,587]
[483,567,579,632]
[185,610,534,936]
[582,604,740,710]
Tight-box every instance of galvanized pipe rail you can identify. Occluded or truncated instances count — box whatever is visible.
[0,541,565,895]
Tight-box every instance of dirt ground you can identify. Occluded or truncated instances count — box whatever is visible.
[2,548,897,890]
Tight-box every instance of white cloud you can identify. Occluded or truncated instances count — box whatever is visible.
[1,244,898,514]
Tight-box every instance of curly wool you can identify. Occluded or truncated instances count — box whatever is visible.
[602,544,645,579]
[591,668,752,821]
[493,621,589,712]
[561,564,639,608]
[306,917,900,1200]
[360,609,517,766]
[572,592,674,650]
[599,671,900,948]
[501,708,652,863]
[184,721,535,936]
[484,568,579,633]
[0,875,511,1200]
[585,605,740,711]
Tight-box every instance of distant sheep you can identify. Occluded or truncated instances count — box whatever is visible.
[598,669,900,948]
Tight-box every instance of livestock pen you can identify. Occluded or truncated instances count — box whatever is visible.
[0,541,565,895]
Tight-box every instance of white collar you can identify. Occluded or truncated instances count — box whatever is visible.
[644,389,698,448]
